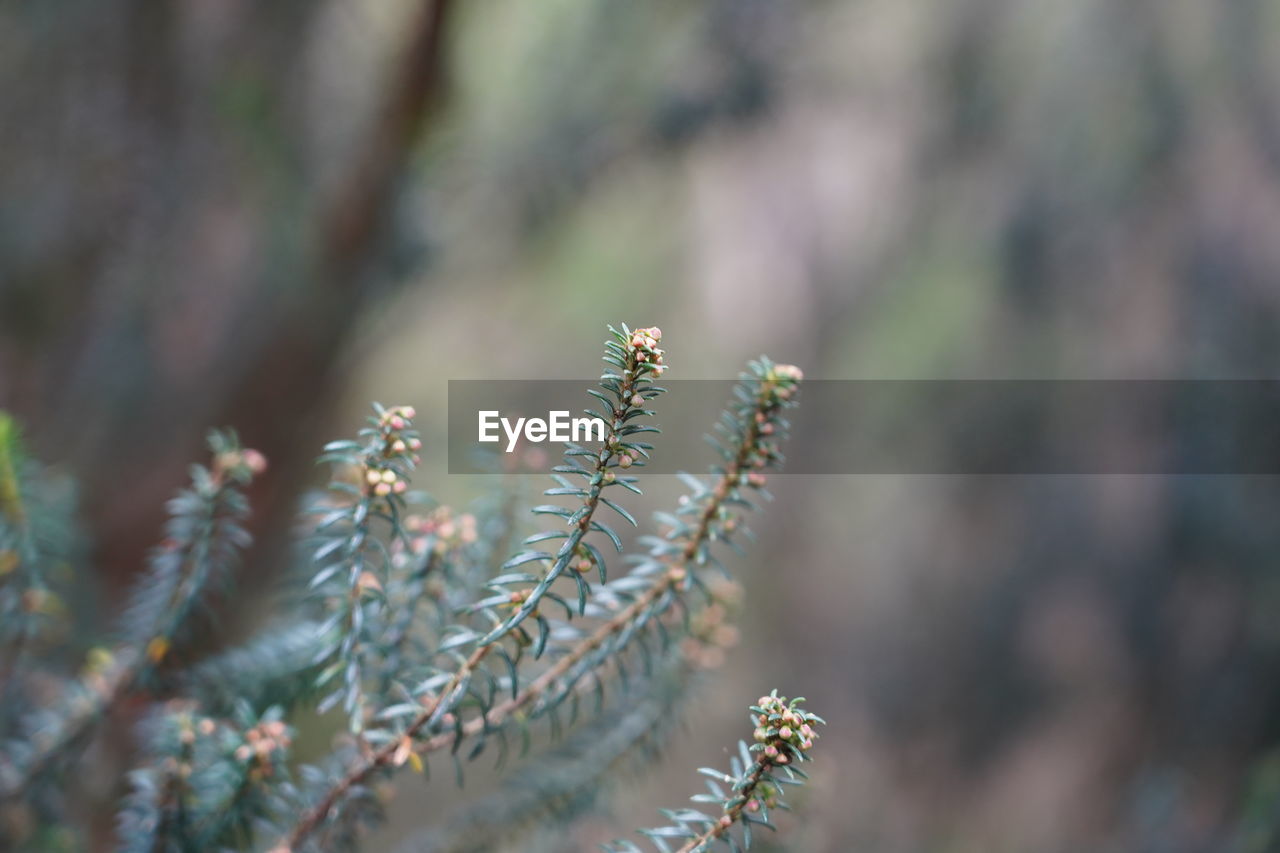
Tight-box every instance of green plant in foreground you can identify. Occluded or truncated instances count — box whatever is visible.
[0,324,816,852]
[604,692,824,853]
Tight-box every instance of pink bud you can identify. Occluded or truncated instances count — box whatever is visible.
[242,449,268,474]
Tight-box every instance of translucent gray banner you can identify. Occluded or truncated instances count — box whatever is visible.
[447,380,1280,475]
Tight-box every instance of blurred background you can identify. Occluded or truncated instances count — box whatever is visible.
[4,0,1280,850]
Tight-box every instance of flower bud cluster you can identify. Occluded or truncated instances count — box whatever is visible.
[233,718,292,780]
[750,692,822,766]
[401,507,478,558]
[736,362,803,492]
[364,405,421,498]
[681,581,743,670]
[627,326,667,377]
[213,447,268,481]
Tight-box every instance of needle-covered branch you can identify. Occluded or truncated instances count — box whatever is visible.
[605,693,824,853]
[0,433,263,800]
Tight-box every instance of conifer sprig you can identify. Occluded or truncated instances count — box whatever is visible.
[0,414,77,725]
[0,432,263,799]
[117,701,293,852]
[478,323,667,647]
[606,692,824,853]
[308,404,422,732]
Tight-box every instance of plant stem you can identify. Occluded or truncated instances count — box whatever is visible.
[674,759,772,853]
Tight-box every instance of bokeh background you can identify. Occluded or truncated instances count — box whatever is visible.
[4,0,1280,850]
